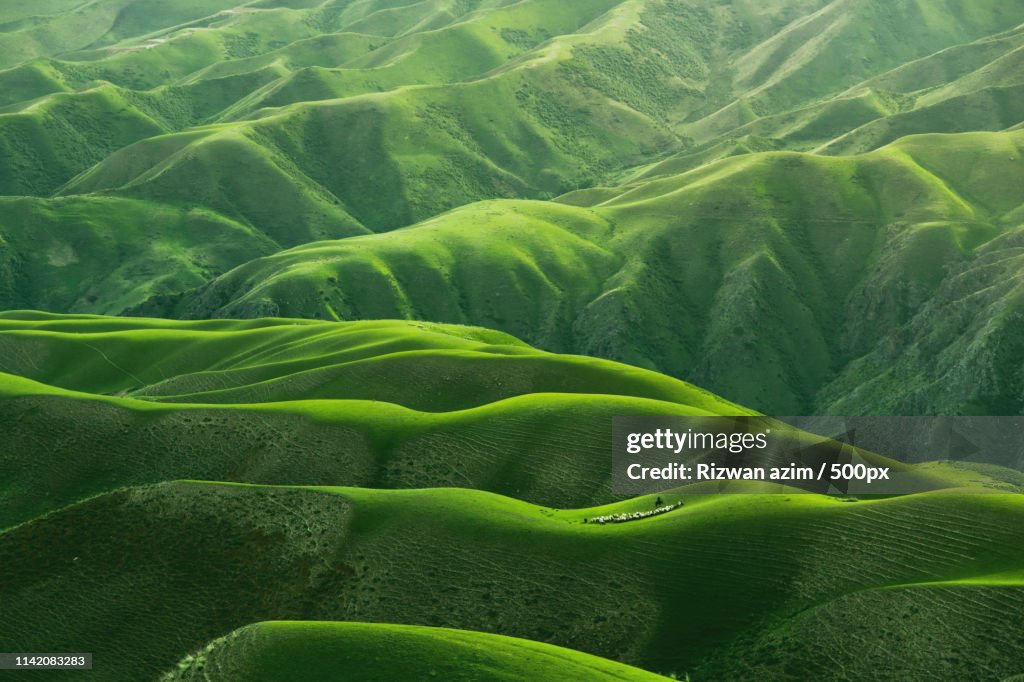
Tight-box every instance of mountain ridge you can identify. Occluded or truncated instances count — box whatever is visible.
[126,130,1024,414]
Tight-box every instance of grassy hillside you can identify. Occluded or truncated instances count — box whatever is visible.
[0,311,725,409]
[2,481,1023,681]
[0,312,749,528]
[1,0,675,205]
[56,50,675,231]
[0,310,966,524]
[629,17,1024,173]
[0,83,166,195]
[164,621,674,681]
[1,0,1020,222]
[0,196,286,313]
[142,130,1024,414]
[3,3,1024,681]
[0,0,1020,325]
[49,0,1024,226]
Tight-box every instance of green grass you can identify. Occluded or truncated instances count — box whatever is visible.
[164,621,674,681]
[628,18,1024,177]
[139,130,1024,415]
[820,84,1024,155]
[0,312,734,410]
[0,83,167,195]
[58,61,673,231]
[0,312,750,528]
[0,0,677,215]
[7,129,1019,414]
[2,480,1023,681]
[0,314,1012,682]
[2,6,1024,681]
[0,310,976,531]
[2,0,1018,227]
[0,195,281,313]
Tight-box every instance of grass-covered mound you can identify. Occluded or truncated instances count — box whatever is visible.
[0,312,746,527]
[2,481,1023,681]
[0,311,733,409]
[143,130,1024,414]
[164,621,674,681]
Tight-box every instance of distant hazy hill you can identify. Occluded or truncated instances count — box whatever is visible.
[1,0,1021,232]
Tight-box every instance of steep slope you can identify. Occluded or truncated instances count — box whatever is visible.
[0,83,167,195]
[4,0,1021,228]
[0,0,1020,323]
[631,21,1024,178]
[0,196,284,313]
[815,27,1024,156]
[1,0,673,203]
[56,39,675,231]
[141,130,1024,414]
[139,200,621,340]
[164,622,674,682]
[673,0,1024,143]
[2,482,1023,681]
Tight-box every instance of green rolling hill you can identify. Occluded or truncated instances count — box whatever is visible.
[163,622,675,681]
[0,0,1020,237]
[3,2,1024,680]
[0,312,746,529]
[0,314,1014,681]
[130,130,1024,414]
[1,3,1021,420]
[2,481,1023,682]
[0,314,1004,682]
[0,312,733,410]
[0,311,972,532]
